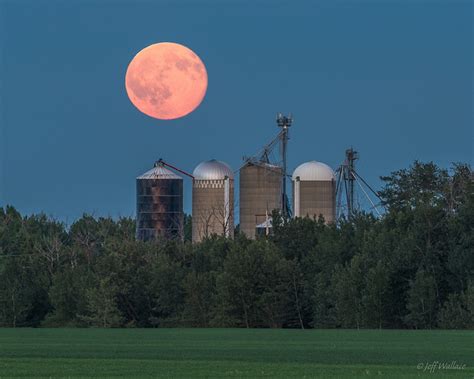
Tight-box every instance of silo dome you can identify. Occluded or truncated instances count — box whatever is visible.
[193,159,234,180]
[292,160,336,223]
[292,161,335,181]
[137,164,182,180]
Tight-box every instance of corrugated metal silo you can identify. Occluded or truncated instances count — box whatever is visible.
[136,162,184,241]
[239,161,282,239]
[192,159,234,243]
[292,161,336,223]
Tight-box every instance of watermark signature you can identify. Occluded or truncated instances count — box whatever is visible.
[417,361,466,373]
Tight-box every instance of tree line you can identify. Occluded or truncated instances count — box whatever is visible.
[0,161,472,329]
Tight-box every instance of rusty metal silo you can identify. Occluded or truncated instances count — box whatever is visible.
[192,159,234,243]
[239,161,282,239]
[136,161,184,241]
[292,161,336,223]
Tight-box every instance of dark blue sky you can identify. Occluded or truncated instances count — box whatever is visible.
[1,0,472,223]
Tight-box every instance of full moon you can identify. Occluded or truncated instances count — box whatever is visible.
[125,42,208,120]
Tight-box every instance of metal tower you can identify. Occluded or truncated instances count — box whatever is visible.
[238,112,293,236]
[336,148,383,219]
[344,148,358,216]
[276,113,292,218]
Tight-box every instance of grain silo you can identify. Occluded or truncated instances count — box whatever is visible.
[239,161,282,239]
[192,159,234,242]
[136,161,184,241]
[292,161,336,223]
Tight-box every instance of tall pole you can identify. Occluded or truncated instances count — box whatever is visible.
[345,148,358,217]
[276,113,292,218]
[224,176,230,237]
[282,124,288,217]
[349,152,354,214]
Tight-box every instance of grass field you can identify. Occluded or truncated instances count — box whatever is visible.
[0,329,472,378]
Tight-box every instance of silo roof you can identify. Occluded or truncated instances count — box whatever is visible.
[193,159,234,180]
[292,161,335,181]
[243,160,282,171]
[137,165,182,180]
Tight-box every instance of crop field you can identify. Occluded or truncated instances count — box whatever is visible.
[0,328,472,378]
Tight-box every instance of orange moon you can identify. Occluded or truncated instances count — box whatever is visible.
[125,42,208,120]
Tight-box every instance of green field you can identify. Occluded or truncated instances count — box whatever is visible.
[0,329,472,378]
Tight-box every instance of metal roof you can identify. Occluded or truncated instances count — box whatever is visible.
[193,159,234,180]
[292,161,335,181]
[256,218,273,228]
[137,164,182,180]
[242,160,281,171]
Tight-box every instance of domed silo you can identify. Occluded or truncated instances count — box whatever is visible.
[240,161,282,239]
[136,161,184,241]
[192,159,234,243]
[292,161,336,223]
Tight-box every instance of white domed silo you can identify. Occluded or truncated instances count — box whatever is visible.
[192,159,234,243]
[136,161,184,241]
[292,161,336,223]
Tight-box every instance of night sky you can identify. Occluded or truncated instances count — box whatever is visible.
[1,0,472,223]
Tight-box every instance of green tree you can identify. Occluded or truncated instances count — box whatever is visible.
[0,258,33,327]
[362,260,390,329]
[44,266,93,326]
[80,277,122,327]
[379,161,450,210]
[284,259,311,329]
[148,253,186,327]
[332,255,365,328]
[446,179,474,293]
[437,291,472,329]
[405,270,437,329]
[215,240,288,328]
[182,272,215,326]
[184,214,192,242]
[0,255,50,327]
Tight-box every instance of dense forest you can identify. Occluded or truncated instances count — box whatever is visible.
[0,161,472,329]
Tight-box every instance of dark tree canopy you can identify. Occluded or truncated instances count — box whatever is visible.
[0,161,472,329]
